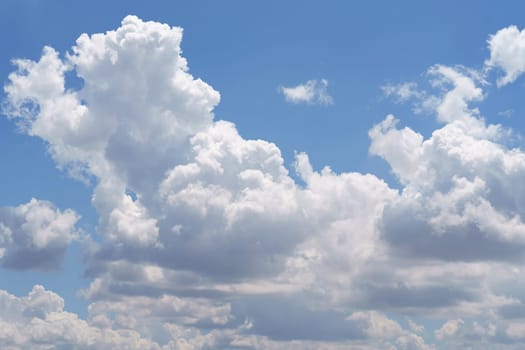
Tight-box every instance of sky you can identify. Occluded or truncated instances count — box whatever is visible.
[3,1,525,349]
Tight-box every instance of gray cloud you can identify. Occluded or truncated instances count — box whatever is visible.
[232,295,366,341]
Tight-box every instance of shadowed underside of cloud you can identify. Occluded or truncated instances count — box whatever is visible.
[3,14,525,349]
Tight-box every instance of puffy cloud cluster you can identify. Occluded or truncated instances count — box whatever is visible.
[0,285,432,349]
[4,15,525,349]
[371,65,525,263]
[0,198,79,269]
[0,285,166,349]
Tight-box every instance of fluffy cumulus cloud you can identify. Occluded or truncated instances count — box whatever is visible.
[279,79,333,105]
[486,25,525,86]
[0,285,165,350]
[4,16,525,349]
[372,64,525,267]
[0,198,79,270]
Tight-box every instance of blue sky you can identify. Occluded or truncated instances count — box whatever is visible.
[2,1,525,349]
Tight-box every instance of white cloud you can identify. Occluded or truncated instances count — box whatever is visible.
[0,285,164,350]
[396,333,435,350]
[0,285,434,350]
[486,25,525,86]
[435,319,464,340]
[370,67,525,265]
[382,82,423,102]
[279,79,333,105]
[506,322,525,340]
[428,65,484,124]
[347,311,403,339]
[6,15,525,349]
[408,319,425,334]
[0,198,79,270]
[2,15,406,346]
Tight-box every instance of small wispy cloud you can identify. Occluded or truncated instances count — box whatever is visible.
[381,80,440,115]
[381,82,423,102]
[279,79,333,105]
[498,109,514,118]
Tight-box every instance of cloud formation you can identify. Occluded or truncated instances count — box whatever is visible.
[486,25,525,86]
[381,82,423,102]
[0,285,165,350]
[4,16,525,349]
[279,79,333,105]
[0,198,79,270]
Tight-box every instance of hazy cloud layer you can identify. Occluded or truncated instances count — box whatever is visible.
[3,15,525,349]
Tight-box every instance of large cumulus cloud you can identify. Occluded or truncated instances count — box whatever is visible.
[370,65,525,263]
[4,15,525,349]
